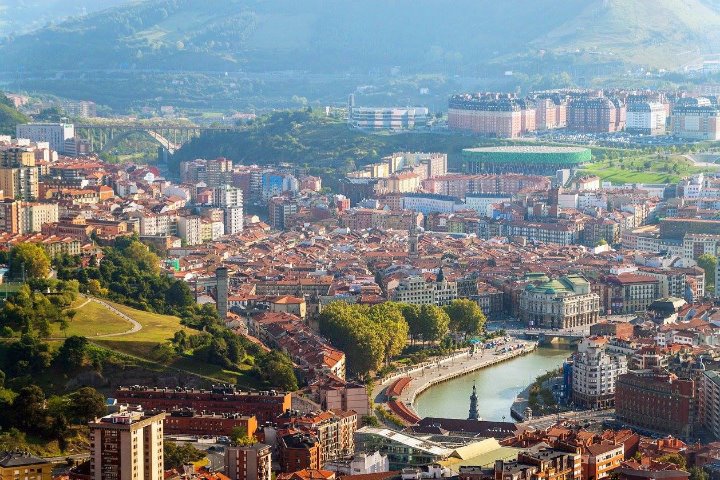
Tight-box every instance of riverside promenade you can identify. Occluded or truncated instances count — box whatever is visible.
[374,340,537,424]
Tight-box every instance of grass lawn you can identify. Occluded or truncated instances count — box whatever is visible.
[92,302,258,386]
[52,299,132,338]
[582,154,719,184]
[94,301,189,357]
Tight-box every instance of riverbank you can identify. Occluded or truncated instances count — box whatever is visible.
[374,340,537,424]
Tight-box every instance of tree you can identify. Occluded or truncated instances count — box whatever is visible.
[254,351,299,391]
[697,254,717,289]
[417,305,450,343]
[8,243,50,279]
[689,467,709,480]
[444,299,486,336]
[11,385,50,435]
[658,453,686,470]
[67,387,107,423]
[57,336,89,369]
[367,303,409,364]
[164,441,205,470]
[230,426,255,446]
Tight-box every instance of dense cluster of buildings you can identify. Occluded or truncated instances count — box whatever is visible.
[446,89,720,140]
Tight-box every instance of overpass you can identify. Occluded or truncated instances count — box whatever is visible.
[74,124,240,154]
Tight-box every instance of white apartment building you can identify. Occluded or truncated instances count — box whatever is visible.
[213,185,244,234]
[21,202,59,233]
[16,123,75,154]
[392,275,458,306]
[465,194,511,217]
[683,234,720,259]
[137,213,177,237]
[177,215,202,246]
[626,102,666,135]
[572,337,628,409]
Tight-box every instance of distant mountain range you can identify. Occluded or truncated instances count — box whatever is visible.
[1,0,720,110]
[0,0,128,35]
[1,0,719,72]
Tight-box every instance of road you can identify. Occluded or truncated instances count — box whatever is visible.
[521,409,615,430]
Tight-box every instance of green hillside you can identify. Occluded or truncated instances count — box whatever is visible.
[0,93,28,135]
[2,0,719,110]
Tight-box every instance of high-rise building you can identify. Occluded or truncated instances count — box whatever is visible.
[571,337,628,409]
[0,199,20,233]
[269,197,299,230]
[177,215,202,245]
[700,370,720,440]
[225,443,272,480]
[0,145,37,167]
[16,123,75,154]
[214,185,244,234]
[0,166,39,200]
[88,410,166,480]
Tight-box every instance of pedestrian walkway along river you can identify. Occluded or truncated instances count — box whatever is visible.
[413,346,570,421]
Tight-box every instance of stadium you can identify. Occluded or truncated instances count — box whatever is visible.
[463,146,592,176]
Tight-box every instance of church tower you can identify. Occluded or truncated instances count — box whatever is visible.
[468,383,479,420]
[408,215,419,258]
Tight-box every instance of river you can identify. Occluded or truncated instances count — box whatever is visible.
[413,347,571,421]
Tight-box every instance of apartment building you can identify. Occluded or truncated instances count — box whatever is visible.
[571,337,628,409]
[177,215,202,245]
[0,452,52,480]
[615,372,695,439]
[448,93,536,138]
[0,166,39,200]
[700,370,720,440]
[16,123,74,153]
[626,101,666,135]
[584,443,624,480]
[604,273,660,315]
[88,410,166,480]
[226,443,272,480]
[494,448,581,480]
[671,98,720,140]
[568,97,625,133]
[114,386,291,423]
[392,274,458,306]
[21,202,59,233]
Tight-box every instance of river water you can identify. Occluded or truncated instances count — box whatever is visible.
[413,347,571,421]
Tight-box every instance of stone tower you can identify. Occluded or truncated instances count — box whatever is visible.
[408,215,419,258]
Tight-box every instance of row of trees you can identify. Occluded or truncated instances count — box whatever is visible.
[319,299,487,378]
[319,302,409,379]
